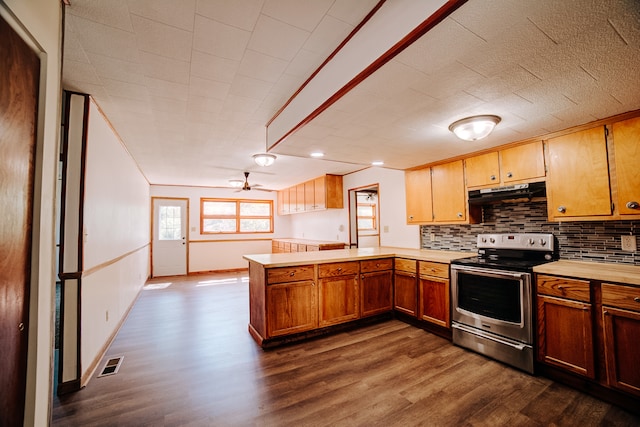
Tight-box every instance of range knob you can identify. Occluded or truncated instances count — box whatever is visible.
[539,239,547,246]
[528,238,535,245]
[481,237,487,243]
[489,237,495,243]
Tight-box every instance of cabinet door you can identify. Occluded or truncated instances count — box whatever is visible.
[432,160,466,222]
[419,275,449,327]
[319,275,359,326]
[289,186,297,213]
[325,174,343,209]
[361,270,393,317]
[304,179,315,211]
[465,151,500,187]
[296,184,305,213]
[537,295,595,379]
[603,307,640,396]
[278,190,289,215]
[266,280,317,337]
[313,176,326,210]
[546,126,612,219]
[500,141,545,183]
[612,116,640,216]
[405,168,432,223]
[394,271,418,317]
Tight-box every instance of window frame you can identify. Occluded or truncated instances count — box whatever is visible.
[200,198,274,234]
[356,202,377,231]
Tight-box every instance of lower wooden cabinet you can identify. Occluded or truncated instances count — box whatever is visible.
[318,262,359,327]
[536,275,595,379]
[394,259,418,317]
[266,280,317,337]
[602,283,640,396]
[536,294,595,379]
[360,258,393,317]
[418,262,450,328]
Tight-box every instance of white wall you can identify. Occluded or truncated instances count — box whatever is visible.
[150,185,291,272]
[2,0,62,424]
[80,100,150,380]
[289,168,420,249]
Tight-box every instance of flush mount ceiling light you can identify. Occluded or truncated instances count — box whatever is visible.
[448,115,501,141]
[252,153,276,167]
[371,161,384,166]
[310,151,324,158]
[228,179,244,188]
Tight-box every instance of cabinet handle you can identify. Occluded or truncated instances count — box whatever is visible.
[634,297,640,303]
[290,272,295,276]
[457,212,463,218]
[409,215,414,220]
[557,206,566,213]
[627,201,639,209]
[18,323,25,331]
[490,175,496,181]
[337,267,342,271]
[557,285,564,290]
[506,172,513,178]
[603,310,609,315]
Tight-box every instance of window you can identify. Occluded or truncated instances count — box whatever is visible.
[158,205,182,240]
[357,203,377,230]
[201,198,273,234]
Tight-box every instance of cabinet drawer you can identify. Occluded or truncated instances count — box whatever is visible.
[267,265,314,284]
[395,258,416,274]
[536,275,590,302]
[360,258,393,273]
[318,261,359,278]
[602,283,640,312]
[419,261,448,279]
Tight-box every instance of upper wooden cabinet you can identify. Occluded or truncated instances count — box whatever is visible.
[432,160,468,222]
[500,141,546,183]
[612,116,640,216]
[277,174,343,215]
[405,161,478,224]
[546,126,612,220]
[405,168,432,223]
[465,141,545,188]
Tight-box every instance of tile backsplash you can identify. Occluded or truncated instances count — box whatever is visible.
[420,200,639,265]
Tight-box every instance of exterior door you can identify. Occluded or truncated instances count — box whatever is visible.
[152,198,188,277]
[0,14,40,427]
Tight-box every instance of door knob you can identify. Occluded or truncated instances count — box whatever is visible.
[557,206,566,213]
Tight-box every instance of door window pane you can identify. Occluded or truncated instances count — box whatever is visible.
[159,206,182,240]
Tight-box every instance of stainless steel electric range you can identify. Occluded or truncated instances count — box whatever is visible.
[450,233,556,374]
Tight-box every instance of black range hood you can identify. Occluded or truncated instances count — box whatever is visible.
[468,181,546,205]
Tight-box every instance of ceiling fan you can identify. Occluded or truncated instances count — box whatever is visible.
[234,172,272,192]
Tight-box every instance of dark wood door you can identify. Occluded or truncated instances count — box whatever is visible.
[0,15,40,427]
[361,270,392,317]
[394,271,418,317]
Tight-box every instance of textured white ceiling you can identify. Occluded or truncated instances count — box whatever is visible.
[62,0,640,190]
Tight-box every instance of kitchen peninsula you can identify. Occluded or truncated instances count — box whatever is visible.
[244,247,474,348]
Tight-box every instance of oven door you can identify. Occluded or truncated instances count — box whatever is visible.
[451,265,532,344]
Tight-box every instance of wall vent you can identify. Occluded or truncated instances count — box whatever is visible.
[98,356,124,377]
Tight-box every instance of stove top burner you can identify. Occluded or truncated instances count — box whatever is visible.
[451,233,556,272]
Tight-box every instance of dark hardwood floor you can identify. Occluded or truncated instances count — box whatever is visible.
[53,272,640,426]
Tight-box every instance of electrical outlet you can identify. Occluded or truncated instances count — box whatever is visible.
[621,235,637,252]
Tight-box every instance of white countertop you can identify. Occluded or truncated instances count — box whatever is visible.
[243,246,476,268]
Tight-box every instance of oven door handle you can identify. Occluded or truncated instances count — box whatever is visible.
[451,265,528,279]
[452,323,527,351]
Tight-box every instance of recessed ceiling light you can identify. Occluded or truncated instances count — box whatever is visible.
[371,161,384,166]
[310,152,324,158]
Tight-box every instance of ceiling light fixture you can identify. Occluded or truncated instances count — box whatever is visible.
[448,115,501,141]
[228,179,244,188]
[371,161,384,166]
[310,152,324,158]
[252,153,276,167]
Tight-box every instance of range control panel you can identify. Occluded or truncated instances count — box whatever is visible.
[477,233,555,251]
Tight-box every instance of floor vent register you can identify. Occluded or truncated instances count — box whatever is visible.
[98,356,124,377]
